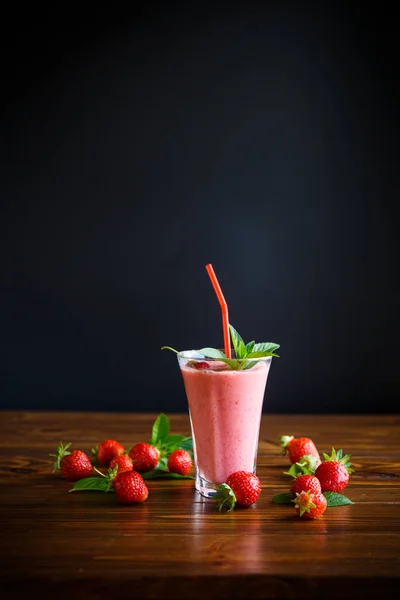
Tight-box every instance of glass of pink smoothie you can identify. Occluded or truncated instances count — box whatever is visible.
[177,351,272,498]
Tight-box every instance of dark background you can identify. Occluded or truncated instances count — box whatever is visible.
[1,2,398,414]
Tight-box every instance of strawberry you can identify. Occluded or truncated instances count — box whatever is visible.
[215,471,261,512]
[280,435,321,465]
[92,440,125,466]
[109,454,133,474]
[129,442,160,472]
[187,360,210,369]
[315,448,353,492]
[113,470,149,504]
[291,474,321,497]
[293,490,327,519]
[167,449,192,475]
[50,442,93,481]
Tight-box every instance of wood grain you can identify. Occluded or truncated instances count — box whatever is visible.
[0,412,399,599]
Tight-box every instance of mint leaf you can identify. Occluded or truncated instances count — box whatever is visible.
[198,348,227,359]
[245,340,255,354]
[221,358,242,370]
[178,437,193,453]
[242,359,260,370]
[323,492,354,506]
[229,324,247,358]
[151,413,170,445]
[161,434,185,447]
[272,492,293,504]
[142,470,194,480]
[253,342,280,354]
[69,477,112,493]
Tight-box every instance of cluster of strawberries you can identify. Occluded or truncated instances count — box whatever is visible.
[275,434,354,519]
[51,439,192,504]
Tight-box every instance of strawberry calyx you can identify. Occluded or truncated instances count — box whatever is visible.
[322,448,354,473]
[49,442,72,472]
[292,490,316,517]
[93,465,119,491]
[284,454,320,478]
[280,435,294,453]
[214,483,237,513]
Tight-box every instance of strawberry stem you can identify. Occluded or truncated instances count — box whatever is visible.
[214,483,237,513]
[49,442,71,472]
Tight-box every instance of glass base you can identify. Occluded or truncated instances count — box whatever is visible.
[195,473,219,499]
[195,464,258,499]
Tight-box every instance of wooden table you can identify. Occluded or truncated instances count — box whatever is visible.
[0,412,399,599]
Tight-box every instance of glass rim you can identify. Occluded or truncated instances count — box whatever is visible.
[177,350,272,362]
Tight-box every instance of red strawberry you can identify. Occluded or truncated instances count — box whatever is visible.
[129,442,160,472]
[109,454,133,475]
[280,435,321,465]
[113,471,149,504]
[167,449,192,475]
[50,442,93,481]
[215,471,261,512]
[93,440,125,466]
[187,360,210,369]
[293,490,327,519]
[291,474,321,497]
[193,361,210,370]
[315,448,353,492]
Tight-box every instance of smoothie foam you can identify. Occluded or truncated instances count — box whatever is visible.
[180,359,271,485]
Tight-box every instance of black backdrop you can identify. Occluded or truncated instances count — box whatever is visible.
[1,3,399,414]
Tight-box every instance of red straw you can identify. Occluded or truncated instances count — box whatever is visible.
[205,263,232,358]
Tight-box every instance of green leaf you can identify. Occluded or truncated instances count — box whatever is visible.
[160,434,185,447]
[252,342,280,354]
[245,340,255,354]
[178,437,193,452]
[323,492,354,506]
[242,359,260,370]
[283,461,315,478]
[156,456,168,471]
[69,477,112,493]
[272,492,293,504]
[151,413,170,445]
[229,324,247,358]
[221,358,242,370]
[198,347,227,359]
[142,470,194,480]
[247,350,280,358]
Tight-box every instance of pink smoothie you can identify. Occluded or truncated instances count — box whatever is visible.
[179,359,271,485]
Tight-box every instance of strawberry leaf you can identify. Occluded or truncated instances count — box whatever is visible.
[323,492,354,506]
[69,477,112,493]
[151,413,170,445]
[272,492,293,504]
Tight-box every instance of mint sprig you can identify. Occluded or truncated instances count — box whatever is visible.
[199,324,280,370]
[161,325,279,371]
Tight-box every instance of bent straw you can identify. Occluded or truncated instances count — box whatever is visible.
[205,263,232,358]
